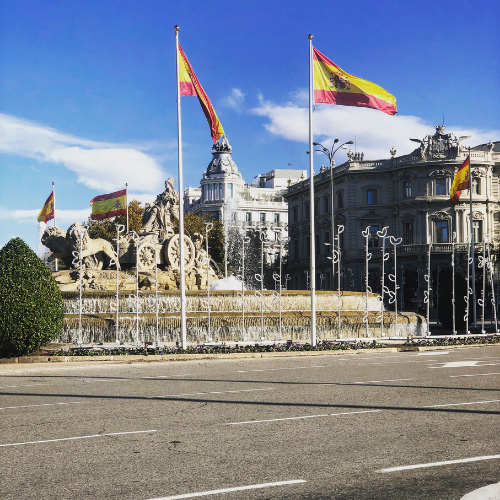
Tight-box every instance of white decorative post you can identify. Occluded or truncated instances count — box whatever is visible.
[388,236,402,337]
[424,235,432,336]
[362,226,372,338]
[377,227,389,337]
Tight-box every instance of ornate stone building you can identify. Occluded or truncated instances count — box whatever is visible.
[184,136,306,241]
[284,126,499,308]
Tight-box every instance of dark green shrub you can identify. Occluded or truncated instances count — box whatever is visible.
[0,238,64,357]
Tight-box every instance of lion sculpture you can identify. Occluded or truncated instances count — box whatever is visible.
[42,222,119,270]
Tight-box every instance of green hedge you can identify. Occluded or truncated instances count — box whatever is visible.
[0,238,64,357]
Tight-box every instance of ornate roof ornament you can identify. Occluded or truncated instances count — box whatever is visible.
[212,135,232,153]
[409,125,469,161]
[206,135,241,177]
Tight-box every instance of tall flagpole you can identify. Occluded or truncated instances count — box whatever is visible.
[175,25,187,349]
[52,181,58,271]
[469,148,477,329]
[308,33,317,346]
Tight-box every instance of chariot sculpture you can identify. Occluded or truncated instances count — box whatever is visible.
[42,179,209,276]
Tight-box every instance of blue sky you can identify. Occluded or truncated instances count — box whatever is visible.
[1,0,499,252]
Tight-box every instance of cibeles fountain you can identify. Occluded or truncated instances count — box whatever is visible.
[42,180,425,345]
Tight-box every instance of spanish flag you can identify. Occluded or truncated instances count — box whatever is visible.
[450,156,470,206]
[178,45,225,143]
[313,48,397,116]
[90,189,127,221]
[37,192,55,223]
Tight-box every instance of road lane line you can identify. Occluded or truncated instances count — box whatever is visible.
[236,366,324,373]
[425,399,500,408]
[0,384,45,389]
[226,409,381,425]
[450,372,500,378]
[0,429,157,447]
[151,388,276,398]
[0,402,85,410]
[378,454,500,473]
[147,480,306,499]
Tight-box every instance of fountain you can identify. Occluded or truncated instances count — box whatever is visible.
[43,181,426,345]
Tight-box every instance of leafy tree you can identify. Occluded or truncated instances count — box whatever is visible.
[87,200,145,242]
[181,212,225,270]
[0,238,64,358]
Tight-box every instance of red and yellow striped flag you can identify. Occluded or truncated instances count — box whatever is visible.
[37,192,54,223]
[178,45,225,143]
[90,189,127,221]
[450,156,470,205]
[313,48,397,116]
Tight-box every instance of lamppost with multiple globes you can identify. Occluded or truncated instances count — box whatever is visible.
[308,139,353,290]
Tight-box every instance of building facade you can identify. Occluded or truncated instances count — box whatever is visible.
[284,126,499,309]
[184,136,306,242]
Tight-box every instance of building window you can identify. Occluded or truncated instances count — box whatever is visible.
[472,178,480,195]
[208,184,212,200]
[337,191,344,209]
[260,213,266,224]
[219,183,224,199]
[293,239,299,260]
[369,225,380,247]
[403,222,414,245]
[315,234,320,255]
[227,183,233,198]
[275,231,280,242]
[274,213,280,225]
[314,199,319,216]
[366,189,377,205]
[324,196,330,214]
[245,212,252,224]
[404,181,412,198]
[293,206,298,223]
[305,204,310,219]
[436,178,446,195]
[306,236,310,257]
[324,231,330,245]
[473,220,483,243]
[435,221,449,243]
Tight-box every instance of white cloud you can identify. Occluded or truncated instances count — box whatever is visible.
[251,96,500,161]
[221,88,246,112]
[0,113,170,194]
[0,208,90,224]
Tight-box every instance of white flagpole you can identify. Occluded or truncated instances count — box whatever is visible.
[52,181,58,271]
[175,25,187,349]
[308,33,317,346]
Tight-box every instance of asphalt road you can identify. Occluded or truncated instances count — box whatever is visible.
[1,346,499,500]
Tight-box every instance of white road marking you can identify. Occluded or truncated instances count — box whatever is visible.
[431,361,481,368]
[142,375,194,378]
[425,399,500,408]
[367,360,437,365]
[0,429,157,447]
[0,402,85,410]
[417,351,450,355]
[226,409,381,425]
[461,481,500,499]
[0,383,45,389]
[378,454,500,473]
[236,366,324,373]
[431,361,500,369]
[450,372,500,378]
[352,378,415,384]
[151,388,276,398]
[147,480,307,499]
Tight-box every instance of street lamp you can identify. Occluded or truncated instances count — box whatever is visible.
[308,139,353,290]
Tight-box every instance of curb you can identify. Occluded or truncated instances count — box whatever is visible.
[0,343,496,365]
